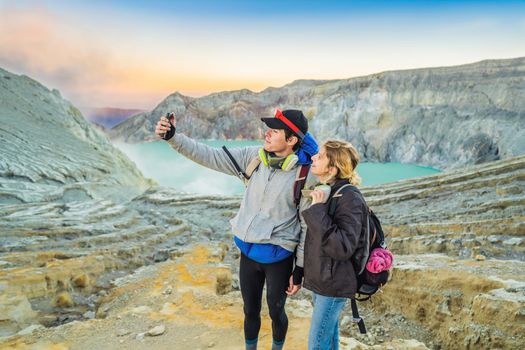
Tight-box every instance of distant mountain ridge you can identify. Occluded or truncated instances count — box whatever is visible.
[83,107,145,128]
[109,57,525,169]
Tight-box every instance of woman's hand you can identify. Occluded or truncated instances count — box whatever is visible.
[310,189,327,205]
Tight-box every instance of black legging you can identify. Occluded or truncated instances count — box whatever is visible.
[239,253,294,342]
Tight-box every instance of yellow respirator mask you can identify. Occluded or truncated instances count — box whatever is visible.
[258,148,298,172]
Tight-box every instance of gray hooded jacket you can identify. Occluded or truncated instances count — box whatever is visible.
[167,133,312,267]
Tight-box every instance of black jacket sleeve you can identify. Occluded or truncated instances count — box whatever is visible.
[302,193,365,261]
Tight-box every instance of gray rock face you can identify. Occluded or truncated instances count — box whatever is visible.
[110,57,525,169]
[0,68,154,204]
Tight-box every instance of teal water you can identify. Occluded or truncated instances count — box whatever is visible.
[115,140,441,195]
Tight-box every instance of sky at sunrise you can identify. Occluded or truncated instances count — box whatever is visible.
[1,0,524,111]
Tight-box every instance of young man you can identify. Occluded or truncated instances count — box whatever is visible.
[155,109,317,350]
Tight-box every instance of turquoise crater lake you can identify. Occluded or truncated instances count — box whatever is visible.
[115,140,441,195]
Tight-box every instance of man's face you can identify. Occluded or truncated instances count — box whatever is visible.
[263,128,289,153]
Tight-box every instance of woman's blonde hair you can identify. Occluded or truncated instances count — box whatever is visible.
[323,140,361,186]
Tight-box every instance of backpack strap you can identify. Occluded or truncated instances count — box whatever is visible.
[369,209,387,248]
[222,146,249,183]
[328,184,354,216]
[293,164,311,206]
[245,156,261,179]
[350,298,367,334]
[222,146,262,186]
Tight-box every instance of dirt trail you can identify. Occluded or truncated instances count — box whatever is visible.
[0,244,427,350]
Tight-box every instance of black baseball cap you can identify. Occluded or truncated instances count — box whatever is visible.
[261,109,308,139]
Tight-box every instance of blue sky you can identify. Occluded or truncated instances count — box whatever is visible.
[69,0,524,15]
[0,0,524,109]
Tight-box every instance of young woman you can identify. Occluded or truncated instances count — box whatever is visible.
[301,140,366,350]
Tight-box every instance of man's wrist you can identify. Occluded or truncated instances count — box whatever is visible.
[163,125,176,140]
[292,266,304,285]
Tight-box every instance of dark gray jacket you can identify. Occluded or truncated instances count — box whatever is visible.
[301,179,367,297]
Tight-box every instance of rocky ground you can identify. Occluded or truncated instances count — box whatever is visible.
[0,242,429,350]
[0,189,236,335]
[1,155,524,349]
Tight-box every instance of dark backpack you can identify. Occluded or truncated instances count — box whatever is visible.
[328,184,393,334]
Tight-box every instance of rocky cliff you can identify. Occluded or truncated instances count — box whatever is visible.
[0,68,154,204]
[364,154,525,350]
[0,66,155,338]
[110,57,525,170]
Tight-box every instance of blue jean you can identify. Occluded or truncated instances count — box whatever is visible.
[308,292,347,350]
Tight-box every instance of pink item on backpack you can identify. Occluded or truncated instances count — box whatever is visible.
[366,248,393,273]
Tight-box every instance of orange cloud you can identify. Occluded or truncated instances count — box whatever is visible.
[5,9,106,72]
[0,4,164,108]
[0,4,285,109]
[0,4,328,109]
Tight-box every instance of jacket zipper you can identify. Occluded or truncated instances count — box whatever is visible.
[263,168,275,196]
